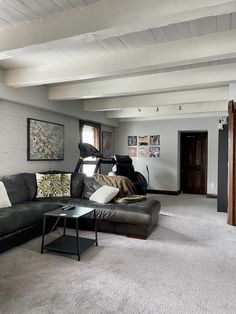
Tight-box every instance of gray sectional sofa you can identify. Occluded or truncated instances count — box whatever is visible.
[0,172,161,253]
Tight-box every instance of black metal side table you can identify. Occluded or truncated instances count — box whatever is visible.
[41,206,97,261]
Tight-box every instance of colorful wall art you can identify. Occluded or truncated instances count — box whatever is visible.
[149,146,160,157]
[149,135,160,146]
[102,131,112,157]
[128,147,137,157]
[138,147,149,157]
[128,134,160,158]
[138,135,148,146]
[128,136,137,146]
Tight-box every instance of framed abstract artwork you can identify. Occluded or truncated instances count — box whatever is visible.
[102,131,112,157]
[27,118,64,160]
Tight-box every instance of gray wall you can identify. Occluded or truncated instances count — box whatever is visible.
[0,100,115,176]
[0,69,118,127]
[114,117,219,194]
[0,100,80,175]
[0,69,116,176]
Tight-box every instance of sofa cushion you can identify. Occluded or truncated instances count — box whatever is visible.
[0,182,12,209]
[82,176,102,199]
[23,173,37,200]
[78,198,160,226]
[0,174,29,204]
[0,201,60,237]
[71,172,85,198]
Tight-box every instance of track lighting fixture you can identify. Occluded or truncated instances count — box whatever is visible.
[138,108,142,112]
[156,106,159,112]
[178,105,182,111]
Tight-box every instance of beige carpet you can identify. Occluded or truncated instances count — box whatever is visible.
[0,194,236,314]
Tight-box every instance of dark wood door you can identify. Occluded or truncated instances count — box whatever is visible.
[180,132,208,194]
[217,125,228,212]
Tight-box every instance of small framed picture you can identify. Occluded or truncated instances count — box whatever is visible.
[149,146,160,157]
[138,135,148,146]
[138,147,149,157]
[128,147,137,157]
[128,136,137,146]
[102,131,112,157]
[149,135,160,146]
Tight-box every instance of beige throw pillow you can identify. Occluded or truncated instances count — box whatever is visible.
[36,173,52,198]
[89,185,119,204]
[36,173,71,198]
[61,173,71,197]
[50,174,64,197]
[0,181,12,208]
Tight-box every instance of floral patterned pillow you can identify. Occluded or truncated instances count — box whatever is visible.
[50,174,64,197]
[36,173,71,198]
[36,173,52,198]
[61,174,71,197]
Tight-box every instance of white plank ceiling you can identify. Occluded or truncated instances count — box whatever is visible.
[0,0,235,120]
[1,13,236,69]
[0,0,101,28]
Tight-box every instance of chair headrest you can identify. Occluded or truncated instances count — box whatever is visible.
[113,155,133,164]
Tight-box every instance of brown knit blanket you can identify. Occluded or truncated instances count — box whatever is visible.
[94,174,135,199]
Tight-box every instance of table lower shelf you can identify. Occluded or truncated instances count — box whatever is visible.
[43,235,96,255]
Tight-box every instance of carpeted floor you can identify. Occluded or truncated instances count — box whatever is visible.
[1,194,236,314]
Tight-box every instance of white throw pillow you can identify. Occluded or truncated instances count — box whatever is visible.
[0,181,12,208]
[89,185,119,204]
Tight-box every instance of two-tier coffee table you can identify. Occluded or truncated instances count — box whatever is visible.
[41,206,97,261]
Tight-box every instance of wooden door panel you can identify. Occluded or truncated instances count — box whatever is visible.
[182,170,204,194]
[181,132,207,194]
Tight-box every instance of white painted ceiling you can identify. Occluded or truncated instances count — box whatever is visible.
[0,0,235,120]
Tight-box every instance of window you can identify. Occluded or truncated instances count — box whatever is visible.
[80,120,101,176]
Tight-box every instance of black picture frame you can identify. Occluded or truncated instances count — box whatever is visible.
[27,118,64,161]
[128,136,137,146]
[102,131,112,157]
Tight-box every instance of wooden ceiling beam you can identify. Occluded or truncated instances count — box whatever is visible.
[5,30,236,88]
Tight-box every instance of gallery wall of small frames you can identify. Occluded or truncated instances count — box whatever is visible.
[128,135,160,158]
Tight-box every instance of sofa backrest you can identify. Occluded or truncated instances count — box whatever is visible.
[71,172,86,198]
[23,171,86,200]
[0,171,86,204]
[0,174,30,204]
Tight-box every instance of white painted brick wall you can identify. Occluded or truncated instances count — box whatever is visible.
[0,100,80,175]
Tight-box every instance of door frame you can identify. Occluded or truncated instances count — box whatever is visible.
[179,130,208,195]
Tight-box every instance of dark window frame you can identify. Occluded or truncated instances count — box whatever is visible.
[79,120,101,150]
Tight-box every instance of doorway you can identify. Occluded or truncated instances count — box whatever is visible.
[180,132,208,194]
